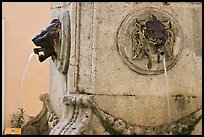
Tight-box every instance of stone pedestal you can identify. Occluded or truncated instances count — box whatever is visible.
[22,2,202,135]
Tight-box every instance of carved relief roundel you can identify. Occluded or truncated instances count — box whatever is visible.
[117,7,184,75]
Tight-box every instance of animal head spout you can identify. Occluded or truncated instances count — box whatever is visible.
[32,19,61,62]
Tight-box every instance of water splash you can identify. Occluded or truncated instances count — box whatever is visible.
[15,52,34,111]
[162,54,171,124]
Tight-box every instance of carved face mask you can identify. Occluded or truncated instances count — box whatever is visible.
[144,14,167,42]
[32,19,61,62]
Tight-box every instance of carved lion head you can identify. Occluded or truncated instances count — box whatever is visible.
[32,19,61,62]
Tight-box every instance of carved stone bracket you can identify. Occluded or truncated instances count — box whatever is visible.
[92,104,202,135]
[41,95,60,130]
[49,94,94,135]
[22,93,59,135]
[49,94,202,135]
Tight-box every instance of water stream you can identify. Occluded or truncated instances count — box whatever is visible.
[162,54,171,124]
[15,52,34,111]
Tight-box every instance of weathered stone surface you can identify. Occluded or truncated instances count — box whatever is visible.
[93,95,201,126]
[56,2,201,99]
[191,118,202,135]
[22,94,59,135]
[49,61,67,118]
[48,93,202,135]
[30,2,202,135]
[50,2,202,134]
[92,3,201,96]
[51,2,64,9]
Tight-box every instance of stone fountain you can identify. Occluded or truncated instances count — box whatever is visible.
[22,2,202,135]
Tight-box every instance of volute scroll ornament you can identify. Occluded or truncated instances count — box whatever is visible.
[49,94,202,135]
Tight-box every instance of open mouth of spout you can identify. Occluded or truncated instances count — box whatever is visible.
[159,50,164,56]
[31,18,61,63]
[33,47,45,55]
[33,44,48,62]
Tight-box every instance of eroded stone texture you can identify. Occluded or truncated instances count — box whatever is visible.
[48,94,202,135]
[24,2,201,135]
[191,118,202,135]
[50,2,201,135]
[93,95,201,126]
[51,2,64,9]
[22,94,59,135]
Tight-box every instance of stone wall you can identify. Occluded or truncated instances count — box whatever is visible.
[24,2,201,135]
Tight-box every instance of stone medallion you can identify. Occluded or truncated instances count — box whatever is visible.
[117,7,184,75]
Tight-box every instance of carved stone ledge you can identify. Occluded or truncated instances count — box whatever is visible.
[49,94,94,135]
[22,93,59,135]
[48,94,202,135]
[91,100,202,135]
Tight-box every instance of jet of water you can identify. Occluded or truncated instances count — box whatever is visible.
[15,52,34,112]
[162,54,171,124]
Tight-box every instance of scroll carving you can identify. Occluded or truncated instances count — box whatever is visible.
[22,93,201,135]
[49,94,202,135]
[22,94,59,135]
[49,94,94,135]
